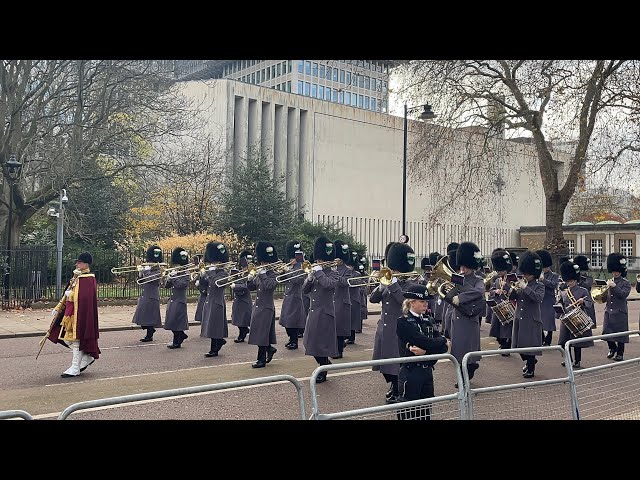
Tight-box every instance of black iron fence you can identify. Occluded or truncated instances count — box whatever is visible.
[0,247,291,309]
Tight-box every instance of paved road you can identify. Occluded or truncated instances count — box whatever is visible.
[1,301,639,420]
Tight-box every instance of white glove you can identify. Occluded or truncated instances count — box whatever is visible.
[230,283,236,289]
[169,270,177,276]
[607,279,615,288]
[247,274,255,282]
[312,265,323,272]
[51,308,58,317]
[259,269,267,275]
[65,290,73,298]
[137,265,144,272]
[452,296,460,306]
[195,280,200,287]
[518,279,527,290]
[208,266,216,271]
[391,277,398,284]
[307,273,314,282]
[539,273,545,281]
[144,266,151,271]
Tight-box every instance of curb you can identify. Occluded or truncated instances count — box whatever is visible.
[0,310,384,340]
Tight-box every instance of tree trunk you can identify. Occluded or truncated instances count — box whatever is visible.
[544,194,568,257]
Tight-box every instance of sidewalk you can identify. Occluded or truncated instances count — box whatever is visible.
[0,298,382,339]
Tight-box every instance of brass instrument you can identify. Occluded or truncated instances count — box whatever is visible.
[426,255,456,296]
[484,271,499,292]
[275,259,306,283]
[347,269,382,287]
[137,263,197,285]
[111,262,168,274]
[591,279,610,304]
[215,260,285,288]
[274,259,343,283]
[348,267,420,287]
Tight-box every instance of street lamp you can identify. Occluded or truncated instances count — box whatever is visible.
[402,103,436,237]
[4,154,23,300]
[48,189,68,298]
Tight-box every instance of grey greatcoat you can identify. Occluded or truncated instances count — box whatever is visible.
[200,268,229,339]
[371,279,410,375]
[510,279,545,355]
[248,269,278,347]
[540,270,560,331]
[231,279,252,328]
[303,291,311,320]
[194,280,207,323]
[433,296,445,327]
[449,273,484,364]
[334,263,353,337]
[558,284,594,347]
[488,275,514,339]
[163,274,189,331]
[443,303,453,339]
[602,276,631,343]
[303,268,339,357]
[360,287,368,320]
[279,262,306,329]
[349,271,363,332]
[578,275,597,327]
[132,267,162,327]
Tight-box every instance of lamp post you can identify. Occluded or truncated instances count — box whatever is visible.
[4,154,23,301]
[48,189,68,298]
[402,103,436,237]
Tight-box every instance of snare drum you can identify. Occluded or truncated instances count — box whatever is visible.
[491,300,515,325]
[559,308,594,336]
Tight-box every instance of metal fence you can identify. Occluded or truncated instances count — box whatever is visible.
[565,331,640,420]
[0,410,33,420]
[308,354,465,420]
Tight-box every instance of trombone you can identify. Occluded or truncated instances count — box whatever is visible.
[348,267,420,287]
[111,262,168,274]
[275,259,343,283]
[215,260,285,288]
[137,263,196,285]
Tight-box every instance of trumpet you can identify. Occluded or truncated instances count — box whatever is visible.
[111,262,168,274]
[216,260,285,288]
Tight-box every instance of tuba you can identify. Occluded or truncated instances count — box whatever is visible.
[426,255,456,296]
[483,271,499,292]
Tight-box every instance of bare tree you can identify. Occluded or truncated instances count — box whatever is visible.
[0,60,199,247]
[394,60,640,252]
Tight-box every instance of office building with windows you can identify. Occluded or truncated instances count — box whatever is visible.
[172,60,392,113]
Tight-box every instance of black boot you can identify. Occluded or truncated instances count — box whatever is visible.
[140,327,155,342]
[205,338,221,357]
[266,345,277,363]
[167,331,181,349]
[253,346,267,368]
[386,380,400,404]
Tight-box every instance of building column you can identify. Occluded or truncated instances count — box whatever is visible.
[248,98,262,158]
[298,109,311,216]
[261,102,274,173]
[286,107,300,205]
[274,104,287,185]
[233,95,248,169]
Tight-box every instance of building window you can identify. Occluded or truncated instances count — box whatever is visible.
[345,91,351,105]
[566,240,575,256]
[358,75,364,88]
[371,98,376,111]
[305,82,310,96]
[311,84,317,98]
[339,91,344,103]
[333,89,338,102]
[288,60,292,73]
[620,239,633,257]
[298,60,304,73]
[277,63,281,76]
[333,68,339,82]
[305,61,311,75]
[271,65,276,78]
[297,80,303,94]
[319,85,324,99]
[326,66,332,80]
[352,93,358,106]
[267,68,271,80]
[319,65,325,79]
[251,72,255,83]
[365,76,370,89]
[326,87,332,101]
[591,239,603,267]
[287,81,291,92]
[365,96,370,109]
[340,69,345,83]
[346,72,351,85]
[312,62,318,77]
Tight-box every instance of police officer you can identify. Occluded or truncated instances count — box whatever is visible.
[395,283,448,420]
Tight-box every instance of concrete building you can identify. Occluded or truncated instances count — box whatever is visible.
[520,220,640,270]
[177,79,569,258]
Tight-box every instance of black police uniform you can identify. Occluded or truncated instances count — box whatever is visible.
[395,310,448,420]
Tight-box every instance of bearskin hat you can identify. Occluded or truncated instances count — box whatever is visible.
[491,249,512,273]
[314,236,335,262]
[573,255,590,271]
[146,244,163,263]
[456,242,482,270]
[421,257,431,270]
[447,248,459,272]
[256,241,278,263]
[171,247,189,266]
[387,242,416,273]
[558,255,571,265]
[560,260,581,282]
[607,253,627,273]
[285,240,302,260]
[334,239,351,263]
[428,252,441,267]
[238,250,254,269]
[384,242,396,264]
[204,241,229,263]
[519,250,542,276]
[535,249,553,268]
[446,242,460,255]
[509,251,519,267]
